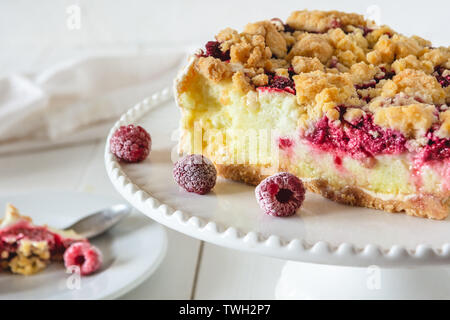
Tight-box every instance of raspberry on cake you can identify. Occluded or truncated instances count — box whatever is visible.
[0,204,101,275]
[174,10,450,220]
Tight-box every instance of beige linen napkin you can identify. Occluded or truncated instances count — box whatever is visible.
[0,50,187,154]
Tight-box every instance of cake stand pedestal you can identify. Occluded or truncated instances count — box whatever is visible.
[105,91,450,300]
[275,261,450,299]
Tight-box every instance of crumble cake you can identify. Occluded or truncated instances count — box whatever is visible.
[0,204,97,275]
[174,10,450,219]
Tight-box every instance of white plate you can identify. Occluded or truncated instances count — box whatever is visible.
[105,90,450,267]
[0,191,167,300]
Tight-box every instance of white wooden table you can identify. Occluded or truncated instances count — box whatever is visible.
[0,141,283,299]
[1,0,447,299]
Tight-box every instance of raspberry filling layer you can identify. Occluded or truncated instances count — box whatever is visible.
[0,221,56,253]
[412,135,450,191]
[0,220,80,256]
[415,133,450,165]
[305,114,407,160]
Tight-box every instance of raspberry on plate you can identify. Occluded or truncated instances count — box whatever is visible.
[255,172,305,217]
[110,125,151,163]
[64,242,102,276]
[173,154,217,195]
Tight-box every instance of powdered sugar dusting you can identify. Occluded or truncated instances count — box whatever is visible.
[255,172,305,217]
[173,154,217,195]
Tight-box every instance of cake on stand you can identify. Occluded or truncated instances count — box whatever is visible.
[105,89,450,299]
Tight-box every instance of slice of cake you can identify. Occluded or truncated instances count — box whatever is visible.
[174,10,450,219]
[0,204,100,275]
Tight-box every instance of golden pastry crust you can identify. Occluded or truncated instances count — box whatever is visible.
[216,163,449,220]
[0,204,32,226]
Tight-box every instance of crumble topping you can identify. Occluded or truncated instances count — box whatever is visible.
[437,109,450,138]
[9,253,48,275]
[286,10,367,33]
[381,69,446,104]
[373,104,437,138]
[251,73,269,86]
[8,240,51,276]
[190,9,449,142]
[391,55,434,74]
[232,71,253,94]
[293,71,360,121]
[287,33,334,63]
[244,21,287,58]
[422,48,450,68]
[343,108,365,122]
[0,204,32,227]
[349,61,379,84]
[291,56,324,73]
[195,56,232,83]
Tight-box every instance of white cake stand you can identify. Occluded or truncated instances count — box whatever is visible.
[105,89,450,299]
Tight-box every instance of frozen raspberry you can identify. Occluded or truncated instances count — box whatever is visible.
[110,125,151,163]
[255,172,305,217]
[173,154,217,195]
[64,242,102,276]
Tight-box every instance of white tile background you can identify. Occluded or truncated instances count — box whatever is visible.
[0,0,448,299]
[1,0,448,73]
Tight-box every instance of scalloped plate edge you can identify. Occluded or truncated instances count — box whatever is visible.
[104,88,450,267]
